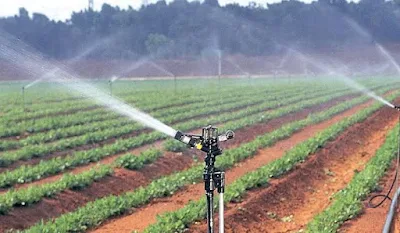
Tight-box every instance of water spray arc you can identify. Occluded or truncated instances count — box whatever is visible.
[174,126,235,233]
[109,76,119,96]
[147,61,177,93]
[287,48,397,109]
[23,34,120,90]
[0,32,177,138]
[344,17,400,75]
[225,58,251,81]
[109,59,176,93]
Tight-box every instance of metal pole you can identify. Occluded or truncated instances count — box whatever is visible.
[109,81,112,96]
[22,87,25,111]
[219,192,224,233]
[174,75,177,94]
[218,51,222,87]
[383,187,400,233]
[205,151,216,233]
[207,191,214,233]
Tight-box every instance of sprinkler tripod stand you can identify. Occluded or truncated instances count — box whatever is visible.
[175,126,234,233]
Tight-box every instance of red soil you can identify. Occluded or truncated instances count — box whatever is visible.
[341,161,400,232]
[0,90,276,170]
[0,152,194,232]
[190,98,400,233]
[3,92,351,193]
[0,94,354,231]
[89,95,375,233]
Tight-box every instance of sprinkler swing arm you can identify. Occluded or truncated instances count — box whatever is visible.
[174,126,235,233]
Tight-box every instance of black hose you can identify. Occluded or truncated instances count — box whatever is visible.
[368,169,397,208]
[368,115,400,208]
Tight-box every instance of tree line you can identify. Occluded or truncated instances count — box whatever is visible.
[0,0,399,60]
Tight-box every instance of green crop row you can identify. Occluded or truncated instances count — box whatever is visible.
[0,148,163,214]
[2,78,389,142]
[306,124,399,233]
[2,85,252,124]
[0,85,279,138]
[0,86,312,164]
[0,81,219,114]
[0,84,360,188]
[0,86,271,146]
[114,148,163,170]
[143,90,400,233]
[1,80,260,115]
[0,84,344,167]
[0,87,360,215]
[19,88,400,233]
[1,79,389,137]
[6,80,304,123]
[163,139,189,152]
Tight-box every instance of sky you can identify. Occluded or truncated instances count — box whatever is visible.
[0,0,298,21]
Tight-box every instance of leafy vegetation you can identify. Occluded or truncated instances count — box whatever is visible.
[114,148,162,170]
[20,88,400,233]
[306,124,400,233]
[163,139,189,152]
[0,84,365,188]
[0,148,163,214]
[143,91,400,233]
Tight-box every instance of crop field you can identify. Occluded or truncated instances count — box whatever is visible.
[0,76,400,233]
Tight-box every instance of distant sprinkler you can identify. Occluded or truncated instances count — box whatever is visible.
[109,76,118,96]
[246,72,252,85]
[218,50,222,85]
[21,86,25,111]
[108,80,112,96]
[174,75,177,94]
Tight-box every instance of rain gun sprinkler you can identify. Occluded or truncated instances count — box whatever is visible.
[174,125,235,233]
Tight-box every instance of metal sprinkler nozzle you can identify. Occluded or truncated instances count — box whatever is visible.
[395,105,400,111]
[174,126,235,155]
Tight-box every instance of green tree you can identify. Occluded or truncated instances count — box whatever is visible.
[145,33,173,58]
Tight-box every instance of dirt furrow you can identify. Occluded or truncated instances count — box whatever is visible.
[0,92,290,170]
[6,94,349,192]
[0,95,354,231]
[89,96,376,233]
[189,99,399,233]
[340,162,399,232]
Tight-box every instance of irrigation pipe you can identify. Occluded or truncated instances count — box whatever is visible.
[383,187,400,233]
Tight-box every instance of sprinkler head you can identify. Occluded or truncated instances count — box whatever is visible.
[395,105,400,111]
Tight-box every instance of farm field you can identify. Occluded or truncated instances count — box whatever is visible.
[0,76,400,233]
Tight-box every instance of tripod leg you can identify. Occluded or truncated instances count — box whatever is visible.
[219,192,224,233]
[206,192,214,233]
